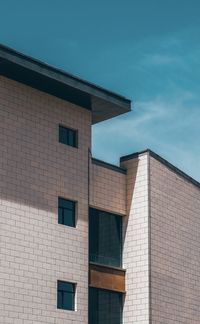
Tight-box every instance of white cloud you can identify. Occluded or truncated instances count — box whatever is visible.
[92,92,200,181]
[140,53,182,67]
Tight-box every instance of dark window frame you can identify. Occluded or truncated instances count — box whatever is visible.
[58,197,77,228]
[59,124,78,148]
[57,280,76,311]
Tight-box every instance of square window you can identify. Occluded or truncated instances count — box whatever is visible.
[58,197,76,227]
[57,281,75,311]
[59,125,78,147]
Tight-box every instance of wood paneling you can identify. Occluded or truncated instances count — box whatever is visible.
[89,263,126,293]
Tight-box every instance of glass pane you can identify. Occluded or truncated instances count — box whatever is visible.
[63,209,75,227]
[58,207,63,224]
[89,288,122,324]
[58,198,75,227]
[68,129,76,147]
[58,281,74,292]
[89,209,99,263]
[89,288,98,323]
[59,125,76,147]
[63,291,74,310]
[57,281,75,311]
[89,208,122,267]
[59,126,67,144]
[59,197,74,210]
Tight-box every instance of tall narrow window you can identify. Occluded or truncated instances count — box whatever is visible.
[59,125,78,147]
[89,287,123,324]
[89,208,122,267]
[57,281,75,311]
[58,197,76,227]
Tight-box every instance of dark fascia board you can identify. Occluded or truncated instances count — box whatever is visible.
[0,44,131,124]
[120,149,200,190]
[92,157,127,174]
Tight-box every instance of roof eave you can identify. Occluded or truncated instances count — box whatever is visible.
[0,44,131,124]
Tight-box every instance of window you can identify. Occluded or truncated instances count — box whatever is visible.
[59,125,77,147]
[58,197,76,227]
[89,287,123,324]
[57,281,75,311]
[89,208,122,267]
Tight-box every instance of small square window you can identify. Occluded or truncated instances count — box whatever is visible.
[59,125,78,147]
[57,281,76,311]
[58,197,76,227]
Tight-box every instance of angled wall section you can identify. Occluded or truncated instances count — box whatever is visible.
[121,152,150,324]
[90,160,126,215]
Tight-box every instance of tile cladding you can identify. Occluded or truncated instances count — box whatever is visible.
[150,155,200,323]
[90,160,126,215]
[0,76,90,323]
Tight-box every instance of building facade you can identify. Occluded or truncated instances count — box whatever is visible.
[0,45,200,323]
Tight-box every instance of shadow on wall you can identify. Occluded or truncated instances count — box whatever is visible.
[121,158,139,250]
[0,77,90,219]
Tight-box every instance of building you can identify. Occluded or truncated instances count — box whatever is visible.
[0,44,200,324]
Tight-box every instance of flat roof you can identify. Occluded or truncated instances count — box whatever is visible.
[120,149,200,190]
[92,157,126,174]
[0,44,131,124]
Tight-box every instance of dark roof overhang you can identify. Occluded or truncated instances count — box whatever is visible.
[0,44,131,124]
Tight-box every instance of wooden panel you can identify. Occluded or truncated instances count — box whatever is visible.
[89,263,126,293]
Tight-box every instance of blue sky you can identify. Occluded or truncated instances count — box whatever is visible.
[0,0,200,180]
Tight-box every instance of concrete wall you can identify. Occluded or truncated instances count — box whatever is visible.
[150,155,200,323]
[90,162,126,215]
[121,153,150,324]
[0,76,91,323]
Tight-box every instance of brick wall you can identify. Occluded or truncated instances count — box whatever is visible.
[150,155,200,323]
[90,162,126,215]
[121,153,150,324]
[0,76,91,323]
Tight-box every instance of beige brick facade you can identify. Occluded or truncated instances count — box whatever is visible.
[121,153,150,324]
[120,151,200,324]
[150,155,200,323]
[90,160,126,215]
[0,76,91,323]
